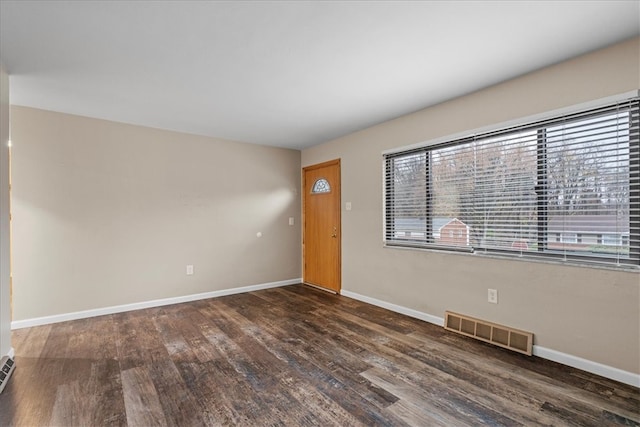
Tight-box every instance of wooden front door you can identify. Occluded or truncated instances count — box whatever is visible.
[303,159,341,293]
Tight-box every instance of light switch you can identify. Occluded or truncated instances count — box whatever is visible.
[289,217,295,226]
[345,202,352,211]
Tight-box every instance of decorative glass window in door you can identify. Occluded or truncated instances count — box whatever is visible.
[311,178,331,194]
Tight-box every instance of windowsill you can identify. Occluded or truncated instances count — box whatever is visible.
[383,243,640,273]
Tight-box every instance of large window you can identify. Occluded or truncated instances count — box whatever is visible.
[384,98,639,268]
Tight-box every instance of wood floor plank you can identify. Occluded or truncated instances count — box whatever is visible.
[49,368,125,427]
[1,284,638,426]
[387,398,452,427]
[121,366,168,427]
[10,324,52,358]
[115,309,168,371]
[361,367,484,427]
[147,356,209,426]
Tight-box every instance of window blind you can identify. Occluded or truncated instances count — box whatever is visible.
[384,97,639,267]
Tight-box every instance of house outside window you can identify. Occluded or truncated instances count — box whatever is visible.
[602,234,622,246]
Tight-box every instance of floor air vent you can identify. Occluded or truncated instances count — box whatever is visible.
[0,356,15,394]
[444,311,533,356]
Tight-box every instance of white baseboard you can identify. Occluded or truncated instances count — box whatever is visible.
[532,346,640,388]
[341,289,640,388]
[11,278,301,330]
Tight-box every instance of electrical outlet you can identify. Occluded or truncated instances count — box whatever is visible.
[488,288,498,304]
[186,265,194,275]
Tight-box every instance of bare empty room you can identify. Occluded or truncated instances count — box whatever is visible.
[0,1,639,426]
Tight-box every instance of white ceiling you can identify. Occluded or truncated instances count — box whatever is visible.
[1,1,638,150]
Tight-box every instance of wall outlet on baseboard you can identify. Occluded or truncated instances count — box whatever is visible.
[186,265,194,275]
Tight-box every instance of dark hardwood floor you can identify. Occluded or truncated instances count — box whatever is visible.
[0,284,638,426]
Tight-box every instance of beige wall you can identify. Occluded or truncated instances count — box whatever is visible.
[302,37,640,374]
[0,65,11,357]
[11,107,301,320]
